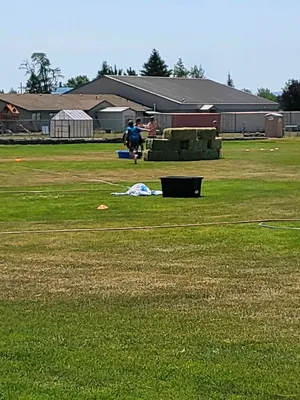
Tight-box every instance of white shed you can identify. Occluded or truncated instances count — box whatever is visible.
[50,109,93,138]
[98,107,136,133]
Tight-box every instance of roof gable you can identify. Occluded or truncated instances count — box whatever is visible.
[0,93,147,112]
[52,109,92,120]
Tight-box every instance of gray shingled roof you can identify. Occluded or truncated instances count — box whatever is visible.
[106,76,276,105]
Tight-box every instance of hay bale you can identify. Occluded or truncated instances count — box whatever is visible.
[209,138,222,150]
[179,150,204,161]
[144,150,179,161]
[163,128,197,141]
[196,128,217,140]
[144,150,163,161]
[203,149,220,160]
[145,138,179,151]
[188,139,208,150]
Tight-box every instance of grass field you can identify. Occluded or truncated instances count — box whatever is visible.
[1,139,300,399]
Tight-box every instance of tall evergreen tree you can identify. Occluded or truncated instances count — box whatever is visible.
[111,65,123,75]
[173,58,189,77]
[125,67,137,76]
[190,65,205,78]
[97,61,124,77]
[96,61,112,78]
[141,49,172,77]
[227,72,234,87]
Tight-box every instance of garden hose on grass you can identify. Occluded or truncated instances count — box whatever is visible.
[0,218,300,236]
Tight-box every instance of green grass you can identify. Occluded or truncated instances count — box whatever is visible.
[1,139,300,399]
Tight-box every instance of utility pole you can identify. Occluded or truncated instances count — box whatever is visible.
[18,82,24,94]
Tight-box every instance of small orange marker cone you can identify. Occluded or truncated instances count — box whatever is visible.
[15,159,22,162]
[97,204,108,210]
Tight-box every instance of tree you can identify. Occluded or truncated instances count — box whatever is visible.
[65,75,90,88]
[97,61,123,77]
[242,88,252,94]
[280,79,300,111]
[190,64,205,78]
[257,87,277,102]
[0,89,4,93]
[97,61,112,78]
[227,72,234,87]
[8,87,17,93]
[125,67,137,76]
[173,58,189,78]
[111,65,123,75]
[141,49,172,77]
[20,52,63,94]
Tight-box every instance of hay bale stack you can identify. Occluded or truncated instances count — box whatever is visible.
[144,150,179,162]
[179,150,204,161]
[146,138,180,151]
[143,127,222,162]
[196,127,217,140]
[209,137,222,150]
[163,128,197,141]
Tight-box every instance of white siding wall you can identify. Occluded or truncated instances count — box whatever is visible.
[98,110,136,132]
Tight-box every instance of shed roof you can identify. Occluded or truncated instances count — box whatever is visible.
[52,110,92,120]
[105,76,278,106]
[0,93,147,112]
[99,107,130,112]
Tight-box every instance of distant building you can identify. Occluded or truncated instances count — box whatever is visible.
[52,87,73,95]
[0,93,148,133]
[0,93,147,121]
[69,75,279,113]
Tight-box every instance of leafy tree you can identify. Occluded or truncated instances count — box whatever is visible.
[125,67,137,76]
[242,88,252,94]
[173,58,189,77]
[190,64,205,78]
[0,89,4,93]
[227,72,234,87]
[141,49,172,77]
[65,75,90,88]
[280,79,300,111]
[256,87,277,102]
[20,52,63,94]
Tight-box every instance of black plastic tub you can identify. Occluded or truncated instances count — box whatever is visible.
[160,176,204,198]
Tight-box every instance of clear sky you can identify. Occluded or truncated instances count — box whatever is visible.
[1,0,298,93]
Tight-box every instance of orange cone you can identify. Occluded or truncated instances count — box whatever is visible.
[97,205,109,210]
[15,159,22,162]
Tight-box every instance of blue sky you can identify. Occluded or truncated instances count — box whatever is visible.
[1,0,299,93]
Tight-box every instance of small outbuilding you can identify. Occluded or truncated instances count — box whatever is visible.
[50,109,93,138]
[98,107,136,132]
[264,113,284,138]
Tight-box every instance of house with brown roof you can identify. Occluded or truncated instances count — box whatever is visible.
[0,93,147,119]
[0,93,148,132]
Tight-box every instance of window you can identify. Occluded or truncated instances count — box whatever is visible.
[32,113,41,121]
